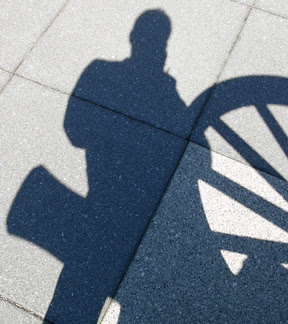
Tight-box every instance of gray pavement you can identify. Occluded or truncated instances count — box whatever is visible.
[1,0,288,323]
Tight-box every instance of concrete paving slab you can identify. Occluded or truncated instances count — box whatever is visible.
[16,0,248,137]
[231,0,255,6]
[0,0,67,72]
[0,76,186,322]
[2,1,287,323]
[191,9,288,180]
[0,76,86,317]
[190,76,288,181]
[0,69,12,92]
[219,9,288,80]
[103,142,288,323]
[255,0,288,19]
[0,299,43,324]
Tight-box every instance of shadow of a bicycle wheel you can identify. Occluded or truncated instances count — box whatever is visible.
[191,76,288,181]
[103,76,288,323]
[189,75,288,321]
[190,75,288,236]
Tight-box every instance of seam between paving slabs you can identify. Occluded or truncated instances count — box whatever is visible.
[0,73,14,99]
[188,2,253,137]
[253,5,288,21]
[6,72,186,142]
[98,140,190,324]
[0,294,53,324]
[0,0,71,99]
[189,4,288,183]
[14,0,71,74]
[233,0,288,21]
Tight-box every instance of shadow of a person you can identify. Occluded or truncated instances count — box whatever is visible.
[70,9,195,139]
[8,8,288,324]
[7,10,191,323]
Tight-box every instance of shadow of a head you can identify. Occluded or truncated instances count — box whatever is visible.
[130,9,171,69]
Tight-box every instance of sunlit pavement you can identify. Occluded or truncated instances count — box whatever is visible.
[1,1,288,323]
